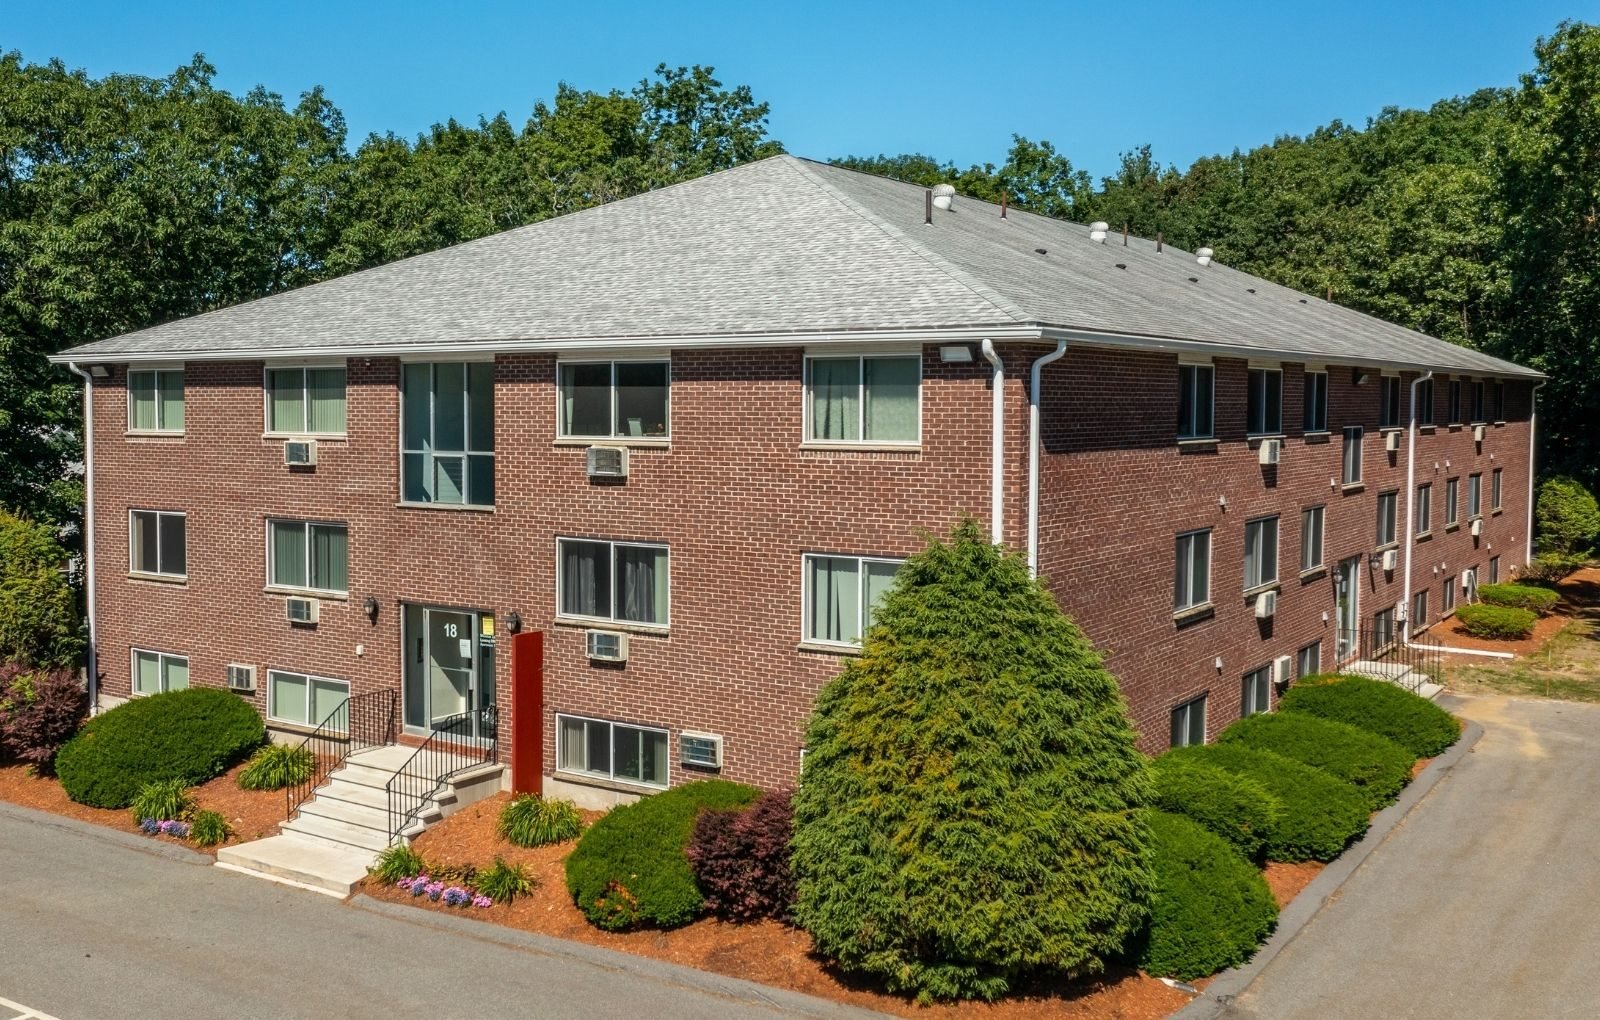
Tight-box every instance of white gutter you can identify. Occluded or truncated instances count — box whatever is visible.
[1401,370,1434,641]
[979,340,1005,545]
[1027,341,1070,574]
[65,363,98,713]
[1526,380,1548,566]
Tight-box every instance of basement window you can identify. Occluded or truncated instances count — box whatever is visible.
[1171,695,1207,748]
[132,649,188,696]
[267,670,349,728]
[557,714,669,789]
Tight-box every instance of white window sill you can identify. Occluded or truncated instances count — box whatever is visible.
[1298,566,1327,582]
[1445,523,1461,532]
[1242,582,1281,601]
[394,501,495,513]
[552,769,666,795]
[1418,425,1437,434]
[554,616,669,636]
[1492,508,1503,516]
[125,430,185,439]
[1177,436,1218,446]
[128,571,187,585]
[799,442,922,453]
[1379,426,1403,433]
[1247,433,1287,443]
[1173,603,1214,625]
[553,437,670,448]
[263,432,348,441]
[1302,430,1331,439]
[264,586,348,601]
[1416,531,1433,541]
[797,640,862,656]
[1341,482,1365,493]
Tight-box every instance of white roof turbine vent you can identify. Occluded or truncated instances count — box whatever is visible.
[1196,247,1214,267]
[1089,221,1109,244]
[931,183,955,211]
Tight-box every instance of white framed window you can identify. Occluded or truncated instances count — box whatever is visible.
[1178,362,1215,440]
[265,366,346,435]
[1380,375,1402,429]
[1244,516,1279,591]
[1242,666,1272,716]
[1416,483,1433,535]
[1377,491,1398,548]
[805,353,920,444]
[1247,367,1283,435]
[1447,379,1462,424]
[1342,426,1363,485]
[1443,575,1457,613]
[1412,589,1429,631]
[1490,555,1501,584]
[558,359,670,439]
[1296,642,1321,679]
[1171,695,1207,748]
[803,553,904,646]
[1446,478,1460,527]
[401,361,495,506]
[128,368,184,433]
[557,713,669,789]
[557,538,669,627]
[1300,506,1325,573]
[267,670,349,728]
[1416,377,1434,426]
[1303,370,1328,432]
[129,510,187,578]
[1492,468,1503,511]
[132,649,188,695]
[1468,473,1483,519]
[1174,529,1212,613]
[267,519,348,594]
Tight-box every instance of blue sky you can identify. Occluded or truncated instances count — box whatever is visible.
[4,1,1589,178]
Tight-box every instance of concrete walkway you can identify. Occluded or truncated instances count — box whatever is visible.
[1219,694,1600,1019]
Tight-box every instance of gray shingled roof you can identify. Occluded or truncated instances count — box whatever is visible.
[54,155,1538,378]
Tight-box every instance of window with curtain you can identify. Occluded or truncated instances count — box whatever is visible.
[132,650,188,695]
[1446,478,1460,526]
[1241,666,1272,716]
[557,539,669,625]
[806,355,919,443]
[1296,642,1321,678]
[1492,468,1503,511]
[1244,516,1279,589]
[266,366,347,434]
[557,714,668,788]
[1416,483,1433,534]
[1174,529,1211,612]
[401,361,495,506]
[1300,506,1324,573]
[803,554,903,645]
[268,520,348,593]
[129,510,187,577]
[267,670,349,727]
[1171,695,1206,748]
[1178,363,1215,439]
[128,369,185,432]
[1468,474,1482,518]
[1342,426,1363,485]
[1376,491,1398,547]
[558,361,669,438]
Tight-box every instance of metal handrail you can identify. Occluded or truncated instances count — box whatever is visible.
[1335,628,1443,692]
[385,706,498,845]
[285,689,398,820]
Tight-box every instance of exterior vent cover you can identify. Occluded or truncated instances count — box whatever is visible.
[586,629,629,662]
[1254,590,1278,619]
[1257,439,1281,466]
[285,597,319,625]
[586,445,628,478]
[679,732,724,768]
[226,664,257,692]
[284,439,318,466]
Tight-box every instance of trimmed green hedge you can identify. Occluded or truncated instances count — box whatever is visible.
[1135,811,1278,981]
[1477,583,1560,615]
[1281,676,1459,758]
[1148,754,1280,860]
[565,779,759,930]
[1164,744,1369,861]
[1218,712,1414,810]
[55,689,265,808]
[1454,603,1538,640]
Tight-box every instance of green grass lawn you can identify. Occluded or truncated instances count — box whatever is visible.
[1447,596,1600,702]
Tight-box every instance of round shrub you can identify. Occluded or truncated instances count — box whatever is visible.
[687,788,796,922]
[1477,583,1561,615]
[1148,755,1281,860]
[1134,811,1278,981]
[1280,676,1459,758]
[564,779,759,931]
[1164,744,1369,862]
[237,743,315,791]
[1454,603,1538,640]
[1536,475,1600,557]
[55,688,266,808]
[497,793,584,847]
[1218,713,1414,810]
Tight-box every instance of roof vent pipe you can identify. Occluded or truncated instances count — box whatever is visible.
[1196,247,1214,267]
[924,190,933,224]
[1089,221,1109,244]
[932,184,955,211]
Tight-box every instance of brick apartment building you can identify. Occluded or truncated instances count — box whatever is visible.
[53,155,1541,807]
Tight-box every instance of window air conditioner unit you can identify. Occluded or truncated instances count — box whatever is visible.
[1470,518,1483,537]
[1473,424,1486,443]
[679,732,724,769]
[226,664,257,692]
[285,597,319,625]
[585,629,628,662]
[1257,439,1281,466]
[1274,655,1293,685]
[1385,431,1401,453]
[1463,569,1476,592]
[586,445,628,478]
[284,439,318,466]
[1381,549,1399,571]
[1254,590,1278,619]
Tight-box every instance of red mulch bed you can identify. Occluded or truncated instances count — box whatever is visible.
[1262,861,1324,909]
[1427,566,1600,660]
[0,759,285,855]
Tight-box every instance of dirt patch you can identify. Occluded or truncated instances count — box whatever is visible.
[1428,610,1569,658]
[1262,861,1325,909]
[1446,566,1600,702]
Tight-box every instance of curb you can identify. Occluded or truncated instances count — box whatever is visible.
[1172,716,1485,1020]
[0,799,211,866]
[349,894,888,1018]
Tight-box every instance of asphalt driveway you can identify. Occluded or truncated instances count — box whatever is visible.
[1220,694,1600,1019]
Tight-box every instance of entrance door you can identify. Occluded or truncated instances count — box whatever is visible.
[428,609,474,730]
[403,604,495,739]
[1335,556,1361,661]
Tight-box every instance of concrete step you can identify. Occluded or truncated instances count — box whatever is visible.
[215,833,375,897]
[282,811,393,853]
[313,777,392,812]
[296,796,391,834]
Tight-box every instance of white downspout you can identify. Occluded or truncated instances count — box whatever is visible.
[1526,379,1547,567]
[1028,341,1069,575]
[980,340,1005,545]
[1401,370,1433,643]
[66,363,98,712]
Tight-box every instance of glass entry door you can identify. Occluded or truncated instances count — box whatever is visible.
[1335,557,1361,662]
[403,604,495,739]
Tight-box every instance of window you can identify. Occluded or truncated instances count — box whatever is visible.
[267,670,349,727]
[1417,377,1434,426]
[1447,379,1462,424]
[806,354,920,443]
[558,539,669,626]
[1174,529,1212,612]
[1468,474,1482,519]
[1492,468,1503,511]
[557,714,669,788]
[1493,381,1506,422]
[1490,555,1501,584]
[1412,589,1429,631]
[1244,516,1279,590]
[266,366,346,435]
[1300,506,1325,573]
[1374,606,1397,650]
[1377,491,1398,548]
[1178,363,1216,439]
[1416,483,1433,535]
[1296,642,1321,679]
[803,554,903,645]
[132,649,188,695]
[558,360,669,439]
[1380,375,1402,428]
[1342,427,1363,485]
[1171,695,1207,748]
[1471,380,1486,422]
[1302,370,1329,433]
[1242,667,1272,716]
[1443,576,1457,613]
[1247,367,1283,435]
[129,510,186,578]
[128,369,184,432]
[401,361,495,506]
[1446,478,1460,527]
[267,520,348,594]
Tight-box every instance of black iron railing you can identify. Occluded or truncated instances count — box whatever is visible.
[385,706,498,845]
[285,689,398,820]
[1334,628,1443,692]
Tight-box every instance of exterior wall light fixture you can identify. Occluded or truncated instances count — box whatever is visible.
[939,345,974,363]
[363,596,379,623]
[506,611,523,634]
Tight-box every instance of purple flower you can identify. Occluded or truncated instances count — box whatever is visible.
[442,886,470,907]
[140,818,160,835]
[471,894,493,909]
[424,881,444,901]
[159,820,190,837]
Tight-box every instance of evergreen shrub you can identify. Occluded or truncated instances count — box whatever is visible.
[1280,676,1459,758]
[0,663,88,772]
[0,511,83,668]
[1148,754,1280,860]
[1535,475,1600,557]
[686,788,796,922]
[1454,603,1537,639]
[1219,713,1414,810]
[1477,583,1560,615]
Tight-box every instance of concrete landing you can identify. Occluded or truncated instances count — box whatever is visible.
[215,833,373,897]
